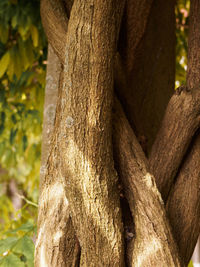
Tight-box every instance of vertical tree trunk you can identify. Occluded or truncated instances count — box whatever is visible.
[56,1,125,265]
[36,0,200,266]
[118,0,175,153]
[35,46,79,267]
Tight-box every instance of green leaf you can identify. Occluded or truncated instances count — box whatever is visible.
[0,124,4,135]
[1,112,5,124]
[8,222,35,234]
[31,25,38,47]
[9,128,18,145]
[188,261,194,267]
[22,135,28,151]
[11,114,17,124]
[0,52,10,78]
[0,254,25,267]
[0,25,8,44]
[11,15,17,28]
[18,39,29,70]
[0,237,18,254]
[12,236,34,265]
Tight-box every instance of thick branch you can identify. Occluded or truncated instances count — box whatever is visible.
[119,0,153,74]
[57,1,125,265]
[113,98,182,267]
[35,46,79,267]
[167,132,200,265]
[165,1,200,264]
[40,0,68,64]
[149,86,200,202]
[187,0,200,89]
[118,0,175,153]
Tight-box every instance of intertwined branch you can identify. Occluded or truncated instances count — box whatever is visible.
[35,0,200,266]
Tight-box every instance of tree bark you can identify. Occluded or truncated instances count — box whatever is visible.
[149,86,200,202]
[118,0,175,153]
[35,45,80,267]
[166,0,200,264]
[37,0,200,266]
[113,99,182,267]
[55,0,125,265]
[167,132,200,265]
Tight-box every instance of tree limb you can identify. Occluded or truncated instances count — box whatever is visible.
[166,1,200,264]
[167,132,200,265]
[149,86,200,202]
[40,0,68,65]
[113,98,182,267]
[57,0,125,265]
[118,0,153,74]
[35,46,80,267]
[186,0,200,89]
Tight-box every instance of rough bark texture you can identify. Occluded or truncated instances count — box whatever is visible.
[37,0,200,265]
[118,0,153,73]
[118,0,175,153]
[35,46,79,267]
[187,0,200,89]
[113,99,181,267]
[166,1,200,264]
[149,0,200,203]
[149,86,200,202]
[56,1,125,266]
[40,0,68,64]
[167,132,200,265]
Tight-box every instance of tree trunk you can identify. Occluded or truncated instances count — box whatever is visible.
[35,45,79,266]
[35,0,200,266]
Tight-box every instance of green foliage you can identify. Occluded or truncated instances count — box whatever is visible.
[188,260,194,267]
[0,222,36,267]
[0,0,47,265]
[175,0,190,87]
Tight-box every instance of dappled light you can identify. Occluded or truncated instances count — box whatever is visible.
[1,0,200,266]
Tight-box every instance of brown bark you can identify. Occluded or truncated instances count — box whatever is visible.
[35,46,79,267]
[149,86,200,202]
[166,1,200,264]
[167,132,200,265]
[37,0,200,265]
[149,0,200,202]
[186,0,200,89]
[40,0,68,65]
[55,0,125,266]
[118,0,175,153]
[113,99,181,267]
[118,0,153,74]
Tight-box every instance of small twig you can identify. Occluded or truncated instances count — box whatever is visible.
[15,193,38,208]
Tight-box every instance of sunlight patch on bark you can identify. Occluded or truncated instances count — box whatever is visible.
[134,237,162,266]
[144,173,154,188]
[53,231,64,242]
[35,224,48,267]
[63,138,122,254]
[143,172,163,204]
[39,181,69,209]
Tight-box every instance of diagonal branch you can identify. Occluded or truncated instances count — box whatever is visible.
[149,0,200,203]
[166,0,200,264]
[57,0,125,265]
[113,98,181,266]
[35,45,80,267]
[186,0,200,89]
[40,0,200,265]
[166,132,200,265]
[40,0,68,64]
[118,0,153,74]
[149,86,200,202]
